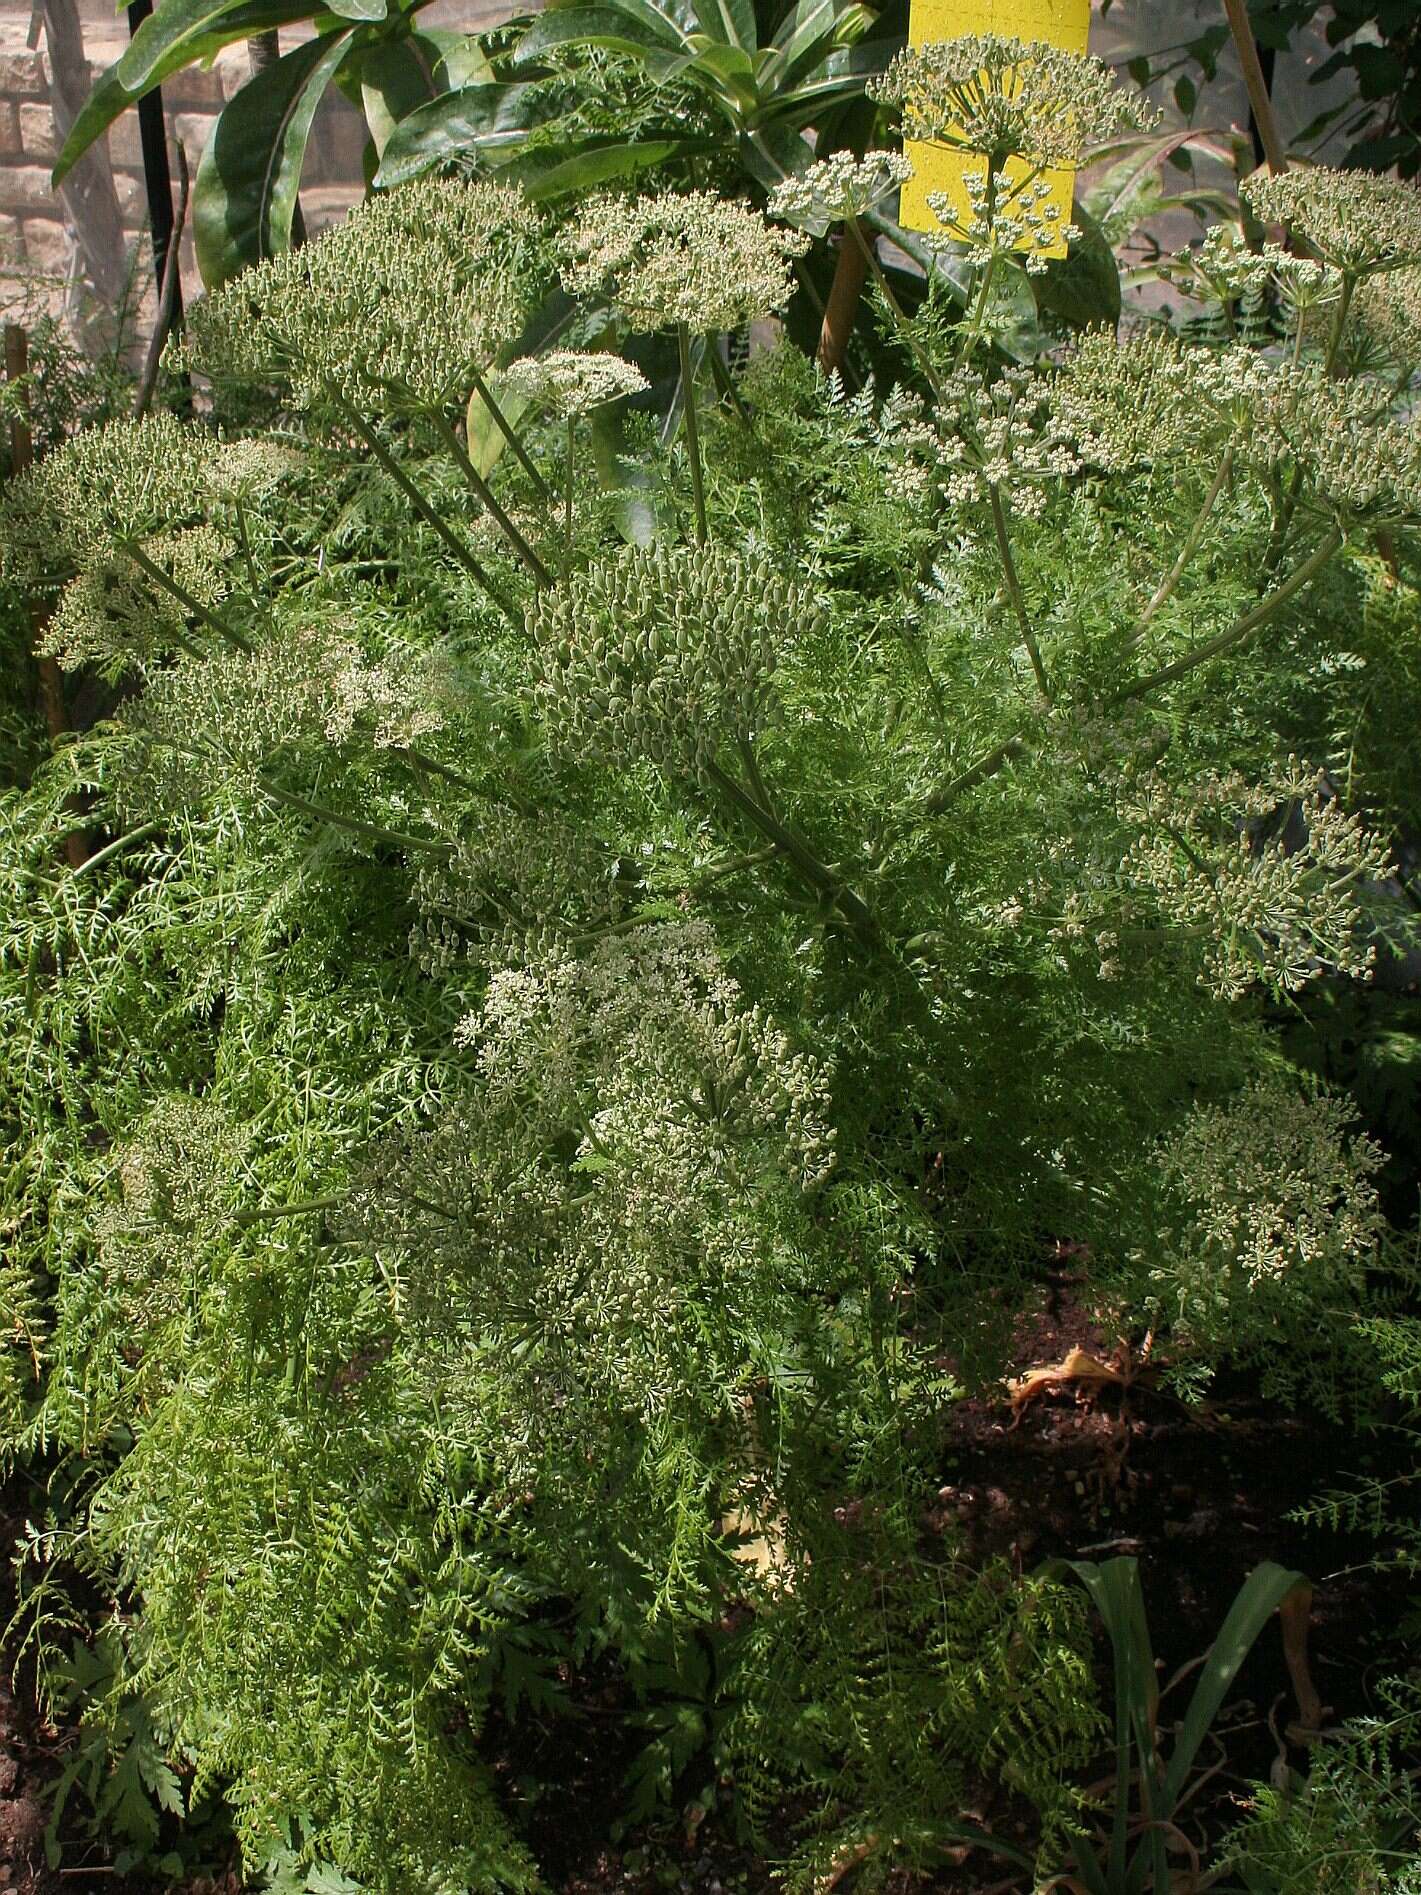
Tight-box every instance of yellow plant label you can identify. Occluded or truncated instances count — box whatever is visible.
[899,0,1091,259]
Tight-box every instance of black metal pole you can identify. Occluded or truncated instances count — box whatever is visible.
[126,0,184,322]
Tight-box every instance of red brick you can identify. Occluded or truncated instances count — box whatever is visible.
[0,53,47,100]
[18,216,72,276]
[114,171,147,223]
[107,114,143,168]
[0,105,20,161]
[175,113,216,166]
[165,66,226,108]
[18,104,57,164]
[0,165,60,214]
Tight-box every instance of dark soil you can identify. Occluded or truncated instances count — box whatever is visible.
[3,1284,1412,1893]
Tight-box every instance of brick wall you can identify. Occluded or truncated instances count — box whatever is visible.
[0,0,510,328]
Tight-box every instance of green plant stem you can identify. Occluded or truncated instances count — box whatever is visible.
[1129,446,1235,646]
[427,410,551,585]
[925,527,1344,815]
[118,538,250,655]
[845,215,952,405]
[234,1196,340,1228]
[258,780,453,856]
[1324,271,1357,378]
[68,820,161,882]
[1115,525,1343,703]
[332,395,519,626]
[703,754,881,953]
[988,482,1050,699]
[232,494,261,594]
[677,322,709,546]
[468,364,551,503]
[565,414,575,560]
[708,343,753,427]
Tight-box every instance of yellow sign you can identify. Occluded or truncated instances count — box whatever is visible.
[899,0,1091,259]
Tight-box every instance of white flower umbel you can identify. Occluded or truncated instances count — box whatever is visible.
[1122,763,1393,1001]
[768,151,913,237]
[558,194,806,540]
[557,192,808,336]
[185,177,547,415]
[498,351,648,418]
[1244,167,1421,279]
[871,34,1149,170]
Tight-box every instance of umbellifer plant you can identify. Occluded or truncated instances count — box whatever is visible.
[2,33,1420,1893]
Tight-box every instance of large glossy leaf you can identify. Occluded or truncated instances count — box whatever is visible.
[358,28,490,157]
[120,0,284,88]
[373,81,554,185]
[510,135,710,201]
[737,120,812,191]
[567,0,702,51]
[512,4,685,63]
[193,27,355,287]
[325,0,385,17]
[687,0,756,54]
[1031,203,1121,332]
[683,37,758,111]
[763,0,863,89]
[53,0,318,185]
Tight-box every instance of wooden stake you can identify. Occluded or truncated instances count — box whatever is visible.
[1224,0,1289,176]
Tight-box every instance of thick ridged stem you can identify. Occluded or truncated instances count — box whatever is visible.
[677,322,709,546]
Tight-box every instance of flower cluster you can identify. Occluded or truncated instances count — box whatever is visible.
[932,362,1081,511]
[927,170,1079,271]
[1352,265,1421,371]
[498,349,648,417]
[1148,1080,1384,1338]
[1243,166,1421,278]
[557,192,808,334]
[344,925,836,1450]
[530,542,817,774]
[118,625,453,816]
[456,924,836,1190]
[768,150,913,236]
[1249,363,1421,520]
[43,526,234,676]
[0,412,222,588]
[1056,329,1277,468]
[870,35,1148,168]
[185,178,548,413]
[1122,764,1393,999]
[1158,225,1340,331]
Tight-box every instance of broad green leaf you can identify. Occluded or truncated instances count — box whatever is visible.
[737,120,812,191]
[1031,203,1121,332]
[512,4,685,64]
[357,29,490,157]
[193,28,355,287]
[764,0,864,90]
[564,0,702,51]
[513,135,708,201]
[373,81,554,186]
[118,0,353,88]
[687,0,756,55]
[326,0,384,17]
[53,0,317,185]
[683,37,758,111]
